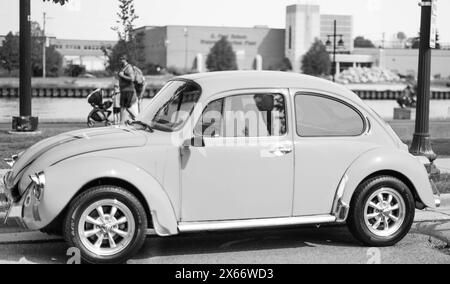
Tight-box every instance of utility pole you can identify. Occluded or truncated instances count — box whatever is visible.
[12,0,38,132]
[42,12,47,78]
[333,20,337,82]
[410,0,437,161]
[184,27,189,70]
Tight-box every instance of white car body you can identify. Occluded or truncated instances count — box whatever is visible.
[1,71,439,239]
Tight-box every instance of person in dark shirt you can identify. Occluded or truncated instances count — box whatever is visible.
[118,55,138,123]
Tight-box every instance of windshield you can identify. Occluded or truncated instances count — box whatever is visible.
[137,80,201,132]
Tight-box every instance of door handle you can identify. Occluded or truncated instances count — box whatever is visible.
[269,146,293,155]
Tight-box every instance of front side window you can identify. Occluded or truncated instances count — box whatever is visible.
[195,93,287,138]
[224,93,287,137]
[295,93,365,137]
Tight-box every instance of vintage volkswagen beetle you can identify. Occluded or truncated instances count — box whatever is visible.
[0,71,440,264]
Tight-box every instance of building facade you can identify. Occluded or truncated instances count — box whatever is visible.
[49,38,116,72]
[134,25,286,71]
[135,4,356,73]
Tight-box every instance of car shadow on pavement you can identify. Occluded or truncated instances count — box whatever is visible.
[0,225,361,264]
[134,225,361,260]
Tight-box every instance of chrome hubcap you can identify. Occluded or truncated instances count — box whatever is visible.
[364,188,406,237]
[78,199,135,257]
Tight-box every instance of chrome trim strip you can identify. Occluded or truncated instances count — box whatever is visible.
[178,215,336,233]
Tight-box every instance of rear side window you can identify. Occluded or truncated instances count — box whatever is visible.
[295,93,365,137]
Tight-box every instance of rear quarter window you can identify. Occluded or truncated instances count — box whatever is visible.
[295,93,365,137]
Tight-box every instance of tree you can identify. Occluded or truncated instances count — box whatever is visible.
[354,36,375,48]
[112,0,139,41]
[269,57,293,72]
[206,37,238,72]
[103,0,139,72]
[106,39,136,72]
[397,32,407,41]
[0,22,63,77]
[0,32,20,74]
[301,39,331,76]
[278,58,293,71]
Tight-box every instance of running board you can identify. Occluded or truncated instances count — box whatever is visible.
[178,215,337,233]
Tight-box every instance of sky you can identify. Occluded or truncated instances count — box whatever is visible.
[0,0,448,43]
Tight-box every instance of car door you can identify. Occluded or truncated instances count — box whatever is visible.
[181,89,294,222]
[292,90,378,216]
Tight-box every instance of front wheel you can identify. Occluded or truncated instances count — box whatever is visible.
[347,176,415,247]
[63,186,148,264]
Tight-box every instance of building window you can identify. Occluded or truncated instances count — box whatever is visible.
[288,26,292,50]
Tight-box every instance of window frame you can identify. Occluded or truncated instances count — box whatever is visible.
[194,91,289,139]
[151,79,203,132]
[294,92,367,138]
[193,98,225,138]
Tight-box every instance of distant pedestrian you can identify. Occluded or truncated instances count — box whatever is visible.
[112,83,121,124]
[133,65,146,112]
[118,55,138,123]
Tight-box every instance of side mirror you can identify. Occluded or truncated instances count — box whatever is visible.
[182,136,205,148]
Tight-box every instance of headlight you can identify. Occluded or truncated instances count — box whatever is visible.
[29,172,45,202]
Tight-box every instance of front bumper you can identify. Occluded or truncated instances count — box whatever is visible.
[0,171,39,229]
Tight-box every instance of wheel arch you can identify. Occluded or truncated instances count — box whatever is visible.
[78,178,153,228]
[339,148,436,211]
[353,170,422,209]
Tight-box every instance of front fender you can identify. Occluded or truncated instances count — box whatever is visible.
[24,156,179,236]
[341,148,436,209]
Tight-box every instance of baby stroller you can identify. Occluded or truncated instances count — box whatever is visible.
[87,89,113,128]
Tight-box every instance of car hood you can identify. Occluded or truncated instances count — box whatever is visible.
[11,126,148,185]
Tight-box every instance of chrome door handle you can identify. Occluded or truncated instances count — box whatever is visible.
[269,146,293,155]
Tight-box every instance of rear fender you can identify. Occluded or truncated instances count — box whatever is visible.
[340,148,436,210]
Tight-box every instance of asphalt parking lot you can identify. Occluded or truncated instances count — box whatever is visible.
[0,224,448,264]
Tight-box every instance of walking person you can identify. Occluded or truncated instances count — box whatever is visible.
[133,65,146,113]
[118,55,138,123]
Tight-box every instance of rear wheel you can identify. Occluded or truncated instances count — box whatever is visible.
[63,186,147,264]
[347,176,415,247]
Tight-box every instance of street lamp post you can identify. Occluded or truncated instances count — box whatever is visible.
[326,20,345,82]
[42,12,48,79]
[13,0,38,132]
[409,0,437,162]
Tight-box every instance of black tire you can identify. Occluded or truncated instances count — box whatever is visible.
[347,176,415,247]
[63,186,148,264]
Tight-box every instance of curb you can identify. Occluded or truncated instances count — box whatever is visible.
[413,220,450,245]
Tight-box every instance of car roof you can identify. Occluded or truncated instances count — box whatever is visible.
[176,71,362,103]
